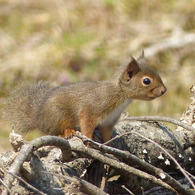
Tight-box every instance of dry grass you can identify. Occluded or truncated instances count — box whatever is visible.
[0,0,195,151]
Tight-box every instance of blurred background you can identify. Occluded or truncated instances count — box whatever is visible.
[0,0,195,152]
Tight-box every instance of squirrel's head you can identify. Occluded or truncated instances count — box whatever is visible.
[115,50,167,101]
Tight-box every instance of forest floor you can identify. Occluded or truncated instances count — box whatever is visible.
[0,0,195,152]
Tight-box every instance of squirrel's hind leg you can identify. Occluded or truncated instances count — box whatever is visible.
[98,125,114,143]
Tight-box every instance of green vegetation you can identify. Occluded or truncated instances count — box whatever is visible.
[0,0,195,151]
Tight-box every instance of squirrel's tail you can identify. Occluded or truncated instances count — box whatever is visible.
[4,81,51,133]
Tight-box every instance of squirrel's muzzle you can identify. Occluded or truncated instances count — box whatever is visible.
[152,85,167,98]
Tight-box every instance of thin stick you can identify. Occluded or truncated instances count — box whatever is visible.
[0,178,11,193]
[8,172,46,195]
[44,171,109,195]
[106,129,195,190]
[2,135,72,194]
[83,135,192,195]
[117,130,195,190]
[72,139,177,194]
[121,185,135,195]
[134,131,195,189]
[127,116,195,132]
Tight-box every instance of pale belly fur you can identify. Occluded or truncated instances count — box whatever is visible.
[100,100,132,126]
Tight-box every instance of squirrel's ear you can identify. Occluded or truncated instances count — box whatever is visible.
[137,50,145,64]
[121,57,140,82]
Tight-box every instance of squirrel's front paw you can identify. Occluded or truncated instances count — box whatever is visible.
[58,129,77,139]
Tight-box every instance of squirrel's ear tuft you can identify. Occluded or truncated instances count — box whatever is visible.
[142,50,145,57]
[121,57,140,82]
[137,50,145,64]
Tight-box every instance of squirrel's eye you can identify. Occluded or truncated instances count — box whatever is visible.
[142,78,151,85]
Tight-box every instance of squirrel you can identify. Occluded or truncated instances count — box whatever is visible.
[4,51,166,142]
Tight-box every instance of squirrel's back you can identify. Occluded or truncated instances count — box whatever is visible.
[4,81,51,133]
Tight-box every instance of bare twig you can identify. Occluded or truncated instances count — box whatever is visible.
[128,116,195,132]
[121,185,135,195]
[143,32,195,57]
[76,135,193,195]
[127,116,195,149]
[106,130,195,193]
[0,177,11,194]
[130,131,195,190]
[184,170,195,181]
[70,137,177,194]
[8,171,46,195]
[2,135,72,195]
[48,172,109,195]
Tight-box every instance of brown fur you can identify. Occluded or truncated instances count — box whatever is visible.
[4,51,166,142]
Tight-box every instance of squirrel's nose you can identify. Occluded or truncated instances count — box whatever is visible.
[161,86,167,95]
[152,85,167,97]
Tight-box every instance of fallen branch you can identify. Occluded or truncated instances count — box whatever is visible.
[2,135,72,195]
[128,116,195,132]
[76,134,193,195]
[0,178,11,194]
[48,172,109,195]
[70,137,177,194]
[131,131,195,190]
[1,114,195,194]
[3,169,46,195]
[142,31,195,57]
[127,116,195,150]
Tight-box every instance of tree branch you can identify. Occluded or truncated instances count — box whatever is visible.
[127,116,195,149]
[48,172,109,195]
[2,135,72,194]
[70,137,177,194]
[76,134,193,195]
[128,116,195,132]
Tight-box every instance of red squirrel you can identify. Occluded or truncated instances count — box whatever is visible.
[4,51,166,142]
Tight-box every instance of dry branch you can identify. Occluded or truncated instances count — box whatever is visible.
[70,137,177,193]
[49,172,109,195]
[75,134,193,195]
[142,31,195,57]
[2,135,72,195]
